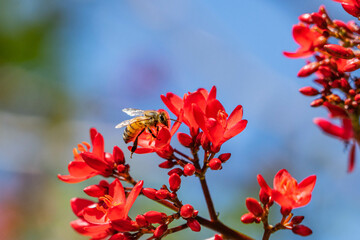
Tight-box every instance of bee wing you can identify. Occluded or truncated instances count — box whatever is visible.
[115,119,133,129]
[115,116,151,129]
[122,108,145,116]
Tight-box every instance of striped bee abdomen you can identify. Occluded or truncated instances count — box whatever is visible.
[123,120,147,143]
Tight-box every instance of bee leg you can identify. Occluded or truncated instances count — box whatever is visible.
[147,127,157,138]
[131,128,146,158]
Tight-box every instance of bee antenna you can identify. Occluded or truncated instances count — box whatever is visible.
[170,118,181,123]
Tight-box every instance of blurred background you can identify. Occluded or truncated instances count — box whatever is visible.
[1,0,359,239]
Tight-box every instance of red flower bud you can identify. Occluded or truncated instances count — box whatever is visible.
[299,86,319,96]
[135,215,148,227]
[187,218,201,232]
[83,184,107,197]
[159,160,176,169]
[169,192,177,199]
[317,66,332,78]
[183,164,196,176]
[333,20,351,33]
[169,173,181,192]
[341,3,360,18]
[153,224,168,238]
[280,207,292,216]
[310,98,324,107]
[343,58,360,72]
[113,146,125,164]
[209,158,222,170]
[142,188,157,200]
[168,168,183,176]
[297,62,319,77]
[259,188,270,205]
[291,216,304,225]
[241,212,256,224]
[355,94,360,102]
[177,133,193,147]
[117,164,126,173]
[193,210,199,217]
[214,234,223,240]
[218,153,231,162]
[245,198,263,217]
[340,78,351,90]
[349,89,356,96]
[345,98,352,106]
[323,44,355,59]
[143,211,167,224]
[292,225,312,236]
[299,13,313,24]
[347,21,360,34]
[180,204,195,219]
[155,189,170,199]
[200,133,211,151]
[311,12,327,29]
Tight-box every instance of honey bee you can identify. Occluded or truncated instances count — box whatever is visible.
[115,108,170,158]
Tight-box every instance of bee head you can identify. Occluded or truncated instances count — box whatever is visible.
[158,111,169,127]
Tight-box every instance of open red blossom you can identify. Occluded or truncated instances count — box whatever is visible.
[161,86,217,137]
[71,179,143,238]
[193,98,247,153]
[333,0,360,17]
[130,111,181,159]
[257,169,316,210]
[58,128,126,183]
[283,24,324,58]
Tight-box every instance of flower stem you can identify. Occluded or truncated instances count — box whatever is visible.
[199,176,218,222]
[196,216,254,240]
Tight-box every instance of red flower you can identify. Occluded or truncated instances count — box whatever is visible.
[192,97,247,153]
[283,24,324,58]
[257,169,316,210]
[313,102,356,172]
[70,179,143,238]
[161,86,217,137]
[58,128,126,183]
[333,0,360,18]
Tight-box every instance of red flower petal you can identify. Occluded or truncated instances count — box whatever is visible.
[110,179,126,207]
[92,132,105,158]
[70,198,95,217]
[257,174,272,196]
[224,119,247,140]
[298,175,317,193]
[207,86,217,102]
[313,118,349,140]
[83,207,107,224]
[155,128,171,148]
[271,190,294,209]
[111,219,138,232]
[205,99,225,119]
[124,181,143,217]
[68,161,98,177]
[227,105,243,129]
[348,142,356,173]
[161,93,183,117]
[57,173,96,183]
[81,152,110,173]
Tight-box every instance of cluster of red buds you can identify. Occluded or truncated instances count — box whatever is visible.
[59,87,316,240]
[284,3,360,172]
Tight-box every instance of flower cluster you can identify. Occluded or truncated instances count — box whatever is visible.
[59,87,316,240]
[241,169,316,237]
[285,5,360,172]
